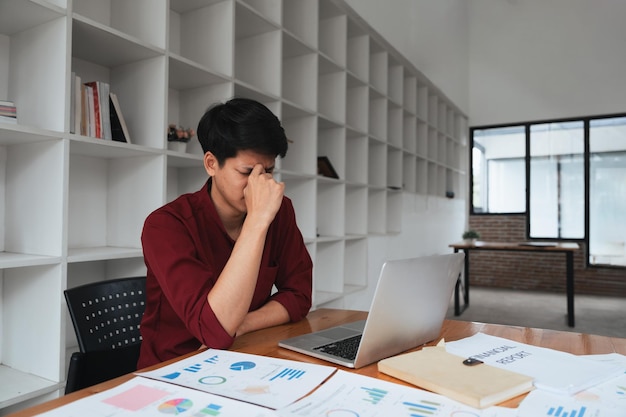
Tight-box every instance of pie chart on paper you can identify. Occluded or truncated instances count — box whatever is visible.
[230,361,256,371]
[157,398,193,414]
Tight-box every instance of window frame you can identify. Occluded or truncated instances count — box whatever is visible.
[469,113,626,269]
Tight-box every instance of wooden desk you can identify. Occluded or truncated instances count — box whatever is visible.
[9,308,625,417]
[449,241,580,327]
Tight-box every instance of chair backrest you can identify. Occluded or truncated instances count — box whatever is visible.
[64,276,146,353]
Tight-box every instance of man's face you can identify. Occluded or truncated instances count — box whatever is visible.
[206,149,276,216]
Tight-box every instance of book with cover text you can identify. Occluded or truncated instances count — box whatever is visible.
[378,344,534,408]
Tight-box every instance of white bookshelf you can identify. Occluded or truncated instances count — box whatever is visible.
[0,0,467,411]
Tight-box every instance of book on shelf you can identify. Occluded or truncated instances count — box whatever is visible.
[378,343,534,409]
[109,92,131,143]
[73,77,130,143]
[84,81,113,140]
[85,84,96,138]
[0,115,17,124]
[0,99,17,123]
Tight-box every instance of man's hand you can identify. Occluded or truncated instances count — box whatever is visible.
[243,164,285,228]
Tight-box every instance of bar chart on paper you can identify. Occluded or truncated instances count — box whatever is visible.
[545,404,588,417]
[361,386,388,404]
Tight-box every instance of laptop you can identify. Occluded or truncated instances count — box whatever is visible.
[278,253,464,368]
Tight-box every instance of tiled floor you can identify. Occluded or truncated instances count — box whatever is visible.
[446,286,626,338]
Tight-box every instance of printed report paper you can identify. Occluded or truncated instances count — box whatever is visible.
[276,369,517,417]
[36,377,277,417]
[517,388,625,417]
[137,348,336,409]
[445,333,623,396]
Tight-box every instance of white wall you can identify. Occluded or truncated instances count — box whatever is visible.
[469,0,626,126]
[331,1,471,310]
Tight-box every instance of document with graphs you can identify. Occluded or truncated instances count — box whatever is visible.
[136,348,336,409]
[444,333,624,395]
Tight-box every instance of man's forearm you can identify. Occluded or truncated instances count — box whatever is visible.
[236,300,290,337]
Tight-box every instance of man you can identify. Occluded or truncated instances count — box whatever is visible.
[138,98,313,368]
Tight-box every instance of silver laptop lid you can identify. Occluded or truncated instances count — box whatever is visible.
[278,253,464,368]
[352,253,464,368]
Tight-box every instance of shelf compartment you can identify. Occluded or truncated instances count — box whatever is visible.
[346,19,369,82]
[437,132,447,164]
[235,3,281,96]
[345,129,368,184]
[281,104,317,176]
[369,39,387,95]
[368,91,387,141]
[346,74,368,133]
[73,0,166,49]
[387,147,403,190]
[345,185,367,236]
[427,94,439,128]
[417,83,428,122]
[416,121,428,157]
[367,188,386,234]
[165,163,207,205]
[387,103,403,148]
[427,162,439,196]
[427,127,438,161]
[416,157,428,195]
[403,112,417,153]
[168,64,232,154]
[72,25,167,150]
[387,57,403,105]
[169,0,233,78]
[314,240,345,297]
[282,33,318,112]
[402,153,417,193]
[67,149,165,255]
[386,189,402,233]
[1,265,64,399]
[283,0,318,48]
[317,181,345,238]
[318,121,345,180]
[318,56,346,124]
[438,100,448,133]
[1,15,67,132]
[344,237,367,288]
[318,1,346,68]
[1,140,64,257]
[403,75,417,115]
[281,176,316,241]
[0,364,59,410]
[367,139,387,188]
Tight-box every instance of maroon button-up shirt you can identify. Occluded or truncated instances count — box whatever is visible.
[138,180,312,368]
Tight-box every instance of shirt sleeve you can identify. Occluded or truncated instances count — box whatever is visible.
[141,208,235,350]
[267,198,313,322]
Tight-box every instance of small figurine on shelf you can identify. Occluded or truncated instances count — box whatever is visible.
[167,123,195,152]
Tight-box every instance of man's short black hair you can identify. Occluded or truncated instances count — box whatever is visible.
[197,97,288,166]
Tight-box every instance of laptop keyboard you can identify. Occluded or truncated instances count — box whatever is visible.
[313,334,362,360]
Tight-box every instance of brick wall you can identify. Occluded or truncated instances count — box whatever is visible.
[468,214,626,296]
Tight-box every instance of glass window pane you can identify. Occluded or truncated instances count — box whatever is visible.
[589,116,626,266]
[472,126,525,213]
[529,121,584,239]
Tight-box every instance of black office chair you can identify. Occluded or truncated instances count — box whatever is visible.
[64,276,146,394]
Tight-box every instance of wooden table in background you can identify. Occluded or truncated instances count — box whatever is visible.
[9,308,624,417]
[449,241,580,327]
